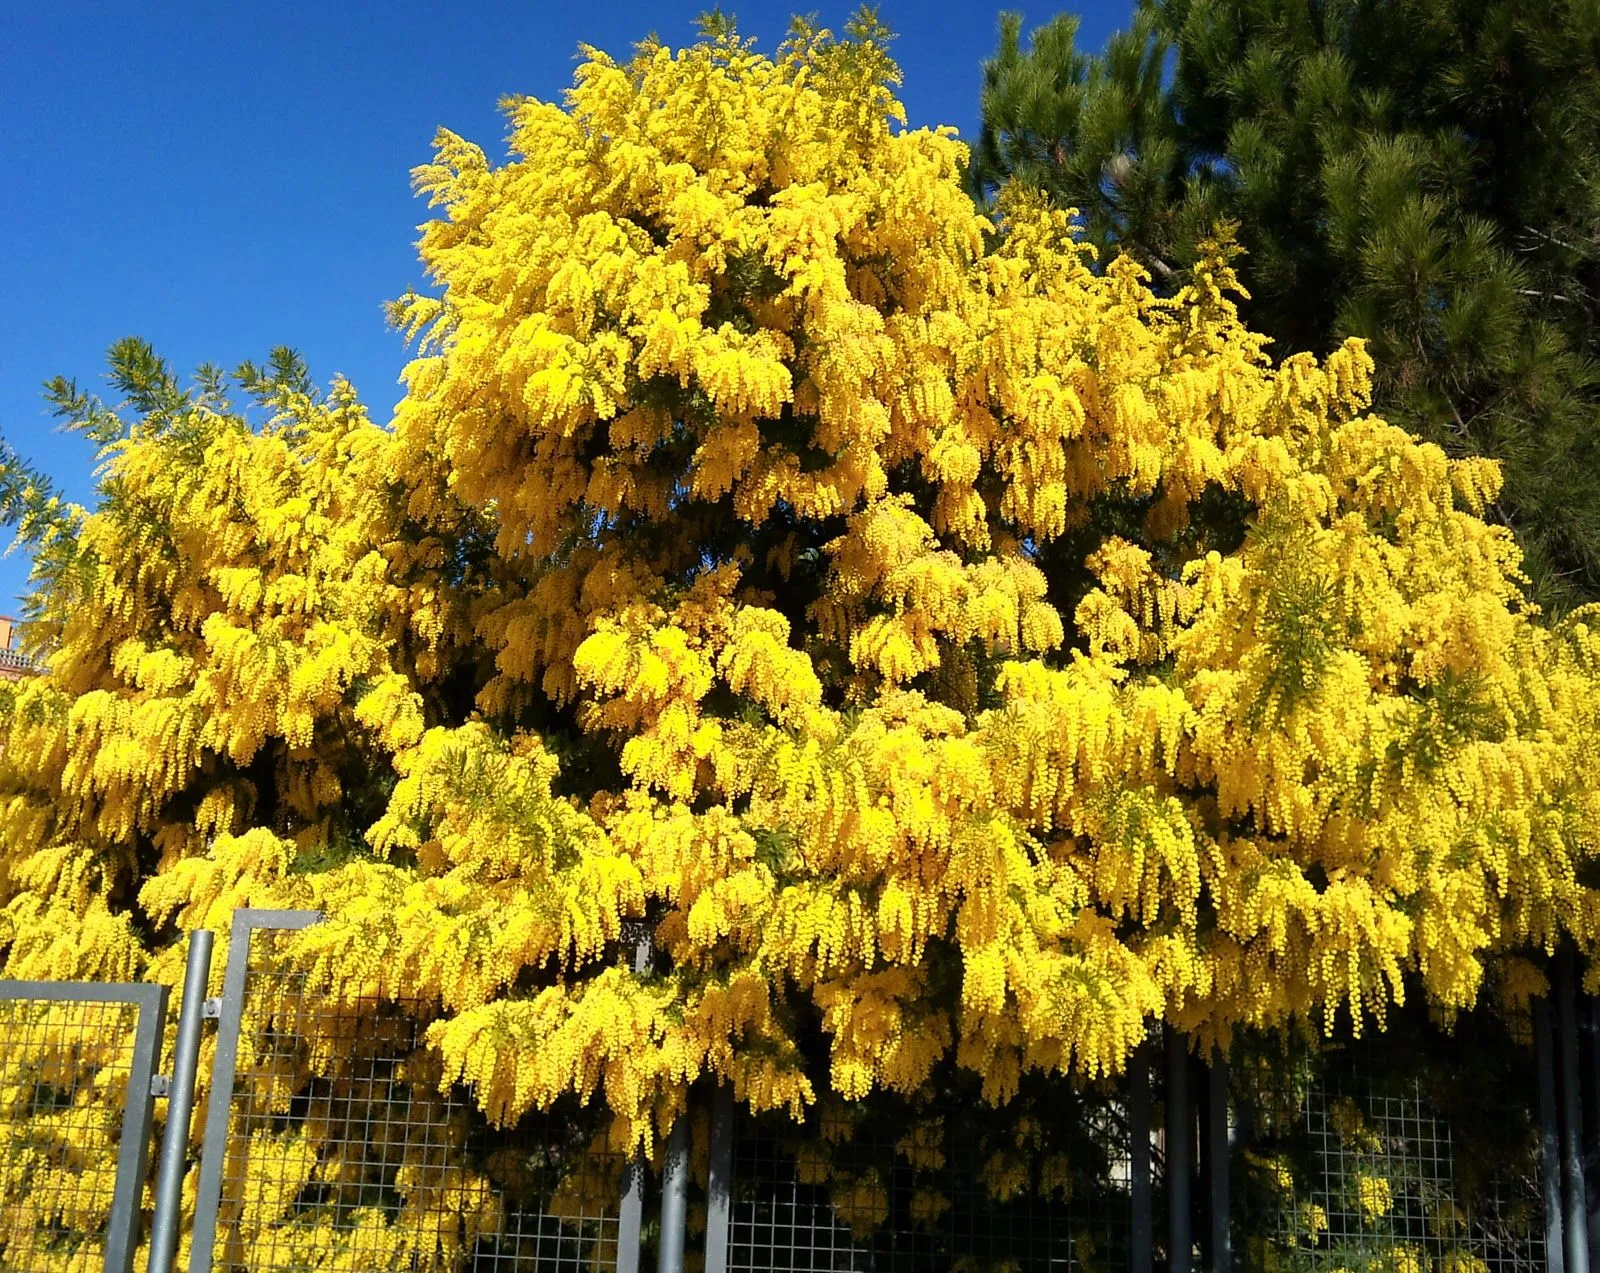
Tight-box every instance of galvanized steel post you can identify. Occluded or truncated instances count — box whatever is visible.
[617,1157,645,1273]
[615,929,652,1273]
[1166,1027,1192,1273]
[1131,1039,1154,1273]
[146,930,214,1273]
[1538,992,1568,1273]
[1207,1050,1230,1273]
[657,1111,691,1273]
[1588,994,1600,1273]
[1561,950,1591,1273]
[704,1084,734,1273]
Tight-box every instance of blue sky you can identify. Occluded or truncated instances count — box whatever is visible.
[1,0,1132,614]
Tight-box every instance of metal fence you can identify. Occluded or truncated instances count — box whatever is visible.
[0,979,168,1273]
[1230,1017,1549,1273]
[188,909,639,1273]
[0,915,1586,1273]
[713,1077,1137,1272]
[698,1020,1554,1273]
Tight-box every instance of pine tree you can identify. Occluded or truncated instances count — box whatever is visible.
[972,0,1600,608]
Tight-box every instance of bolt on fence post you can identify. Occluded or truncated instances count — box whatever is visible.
[146,929,213,1273]
[1166,1026,1192,1273]
[657,1109,691,1273]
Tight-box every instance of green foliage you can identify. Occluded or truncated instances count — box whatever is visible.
[973,0,1600,609]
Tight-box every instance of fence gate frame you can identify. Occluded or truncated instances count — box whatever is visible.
[186,905,647,1273]
[0,977,170,1273]
[187,906,321,1273]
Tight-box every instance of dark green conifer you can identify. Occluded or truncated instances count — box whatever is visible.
[973,0,1600,607]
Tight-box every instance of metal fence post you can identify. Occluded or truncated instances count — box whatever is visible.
[1131,1039,1154,1273]
[1207,1048,1230,1273]
[1588,993,1600,1273]
[614,928,653,1273]
[704,1083,734,1273]
[146,930,213,1273]
[657,1111,691,1273]
[617,1155,645,1273]
[1167,1026,1192,1273]
[1540,992,1569,1273]
[1561,951,1592,1273]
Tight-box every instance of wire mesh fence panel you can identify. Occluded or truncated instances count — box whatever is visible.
[200,923,628,1273]
[461,1108,627,1273]
[1232,1017,1546,1273]
[725,1081,1135,1273]
[0,983,165,1273]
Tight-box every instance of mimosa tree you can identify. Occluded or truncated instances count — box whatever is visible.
[1,18,1597,1265]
